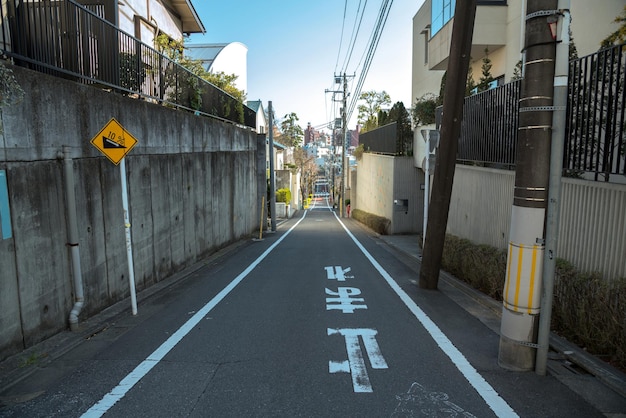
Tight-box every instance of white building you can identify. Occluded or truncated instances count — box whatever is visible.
[412,0,625,102]
[186,42,248,94]
[104,0,204,47]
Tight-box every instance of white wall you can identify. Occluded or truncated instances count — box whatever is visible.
[448,165,626,281]
[412,0,626,99]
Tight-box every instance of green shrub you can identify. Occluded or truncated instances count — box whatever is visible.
[351,209,390,235]
[440,234,626,371]
[276,188,291,203]
[552,265,626,369]
[441,235,507,300]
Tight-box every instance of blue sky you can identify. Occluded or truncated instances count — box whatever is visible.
[188,0,425,131]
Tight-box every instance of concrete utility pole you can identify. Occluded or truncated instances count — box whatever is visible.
[341,73,348,218]
[499,0,558,371]
[326,79,348,214]
[268,101,276,232]
[419,0,477,289]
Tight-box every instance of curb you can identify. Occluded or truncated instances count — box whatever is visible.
[377,233,626,400]
[0,237,255,396]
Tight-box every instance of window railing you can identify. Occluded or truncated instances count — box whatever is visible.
[0,0,256,129]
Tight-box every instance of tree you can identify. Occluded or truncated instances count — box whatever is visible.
[278,112,304,147]
[204,71,245,102]
[600,6,626,48]
[357,90,391,132]
[412,94,438,126]
[388,102,413,156]
[292,147,317,203]
[155,34,246,103]
[477,48,494,92]
[511,60,523,81]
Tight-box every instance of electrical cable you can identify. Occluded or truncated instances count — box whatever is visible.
[334,0,349,74]
[346,0,393,124]
[340,0,368,73]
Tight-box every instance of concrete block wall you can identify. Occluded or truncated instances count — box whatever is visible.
[0,64,261,360]
[354,153,424,234]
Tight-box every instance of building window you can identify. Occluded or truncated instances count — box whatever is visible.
[421,25,431,65]
[432,1,506,36]
[431,0,456,36]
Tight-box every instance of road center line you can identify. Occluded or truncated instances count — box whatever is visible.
[333,212,519,418]
[81,211,309,418]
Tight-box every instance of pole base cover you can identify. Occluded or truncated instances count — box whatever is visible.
[498,306,538,371]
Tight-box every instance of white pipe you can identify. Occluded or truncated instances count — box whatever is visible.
[62,146,85,331]
[120,157,138,315]
[423,134,430,246]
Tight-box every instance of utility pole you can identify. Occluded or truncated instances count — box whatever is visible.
[499,0,558,371]
[419,0,477,289]
[341,73,348,218]
[268,101,276,232]
[326,74,352,217]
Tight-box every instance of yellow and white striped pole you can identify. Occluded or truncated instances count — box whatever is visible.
[499,205,545,370]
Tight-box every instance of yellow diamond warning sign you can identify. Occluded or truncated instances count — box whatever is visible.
[90,118,138,165]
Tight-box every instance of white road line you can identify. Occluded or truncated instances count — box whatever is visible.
[333,213,519,418]
[81,211,309,418]
[328,328,388,393]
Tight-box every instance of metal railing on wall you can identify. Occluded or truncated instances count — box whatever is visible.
[566,44,625,182]
[458,79,520,169]
[0,0,256,129]
[359,120,413,156]
[435,43,625,183]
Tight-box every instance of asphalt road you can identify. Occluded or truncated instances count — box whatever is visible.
[0,199,612,417]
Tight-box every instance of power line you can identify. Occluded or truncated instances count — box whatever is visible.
[340,0,368,74]
[334,0,349,74]
[346,0,393,125]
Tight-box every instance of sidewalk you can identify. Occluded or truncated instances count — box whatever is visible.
[377,232,626,417]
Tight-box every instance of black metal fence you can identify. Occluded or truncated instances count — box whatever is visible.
[359,120,413,156]
[457,79,520,168]
[566,45,625,182]
[438,43,625,182]
[359,122,398,155]
[0,0,256,129]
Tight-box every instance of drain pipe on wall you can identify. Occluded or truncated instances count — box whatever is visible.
[60,145,85,331]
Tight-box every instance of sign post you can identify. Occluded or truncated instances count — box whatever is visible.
[90,118,138,315]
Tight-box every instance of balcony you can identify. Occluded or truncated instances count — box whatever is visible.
[428,4,508,71]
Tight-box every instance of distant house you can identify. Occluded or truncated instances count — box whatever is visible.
[247,100,268,134]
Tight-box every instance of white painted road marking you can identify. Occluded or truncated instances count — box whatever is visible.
[392,382,477,417]
[325,287,367,313]
[328,328,388,393]
[333,212,519,417]
[80,212,309,418]
[325,265,353,281]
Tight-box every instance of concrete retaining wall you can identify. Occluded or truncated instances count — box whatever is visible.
[0,65,262,360]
